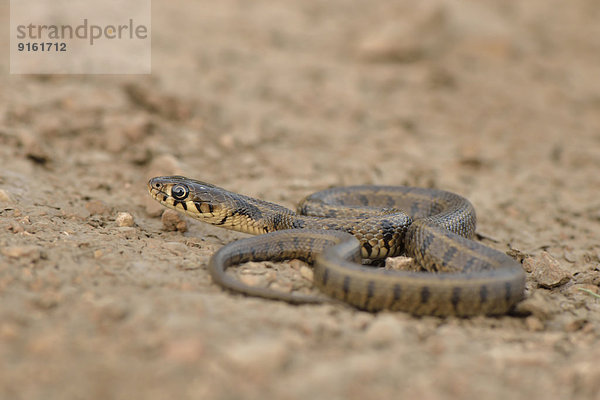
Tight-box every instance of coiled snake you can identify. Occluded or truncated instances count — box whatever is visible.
[148,176,525,316]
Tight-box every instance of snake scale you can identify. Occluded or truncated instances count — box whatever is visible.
[148,176,525,316]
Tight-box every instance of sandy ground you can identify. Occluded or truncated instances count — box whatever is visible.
[2,1,600,399]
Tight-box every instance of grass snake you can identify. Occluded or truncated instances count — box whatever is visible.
[148,176,525,316]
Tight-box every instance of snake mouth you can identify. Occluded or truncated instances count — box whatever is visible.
[148,183,166,200]
[147,179,173,205]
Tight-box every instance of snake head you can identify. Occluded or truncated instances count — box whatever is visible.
[148,176,227,219]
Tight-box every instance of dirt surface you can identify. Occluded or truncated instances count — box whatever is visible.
[2,1,600,399]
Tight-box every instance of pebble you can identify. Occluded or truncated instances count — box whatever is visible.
[94,298,130,321]
[8,221,25,233]
[299,265,314,281]
[238,274,263,287]
[31,291,61,309]
[523,252,571,288]
[19,129,51,164]
[564,250,577,263]
[1,245,42,259]
[161,209,187,232]
[270,281,293,293]
[0,189,12,202]
[564,319,587,332]
[288,259,306,270]
[115,212,134,227]
[385,256,416,271]
[356,2,446,62]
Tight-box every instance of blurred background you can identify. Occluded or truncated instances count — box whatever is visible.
[1,1,600,399]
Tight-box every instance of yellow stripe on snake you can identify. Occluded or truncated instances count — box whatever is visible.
[148,176,525,316]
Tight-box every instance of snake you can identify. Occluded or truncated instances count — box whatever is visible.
[148,176,525,316]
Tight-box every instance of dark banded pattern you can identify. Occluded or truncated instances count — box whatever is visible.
[148,176,526,316]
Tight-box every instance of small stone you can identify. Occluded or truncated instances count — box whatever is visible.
[19,130,51,164]
[32,291,61,309]
[457,143,485,168]
[93,250,103,259]
[385,256,416,271]
[270,281,293,293]
[564,250,577,263]
[95,299,129,321]
[288,259,306,271]
[115,212,134,227]
[85,200,111,216]
[8,222,25,233]
[356,2,446,62]
[238,274,263,287]
[0,189,12,203]
[299,265,314,281]
[523,252,571,288]
[161,209,187,232]
[1,245,41,259]
[564,319,587,332]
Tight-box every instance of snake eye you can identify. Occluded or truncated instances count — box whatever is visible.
[171,184,189,200]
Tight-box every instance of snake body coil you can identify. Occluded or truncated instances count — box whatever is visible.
[148,176,525,316]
